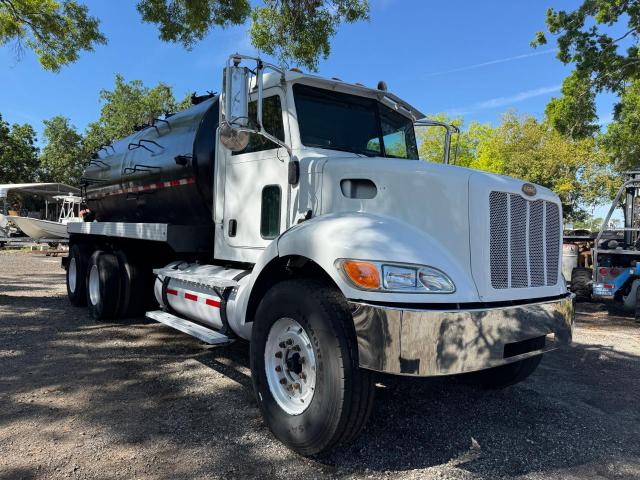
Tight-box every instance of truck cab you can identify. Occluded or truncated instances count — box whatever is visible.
[66,54,574,456]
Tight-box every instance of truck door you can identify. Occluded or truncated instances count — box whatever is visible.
[222,91,290,248]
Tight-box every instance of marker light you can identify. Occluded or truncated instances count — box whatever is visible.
[341,260,380,290]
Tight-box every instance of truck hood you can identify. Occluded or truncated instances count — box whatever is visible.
[318,157,565,302]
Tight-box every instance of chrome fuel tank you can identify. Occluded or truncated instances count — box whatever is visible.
[83,97,219,225]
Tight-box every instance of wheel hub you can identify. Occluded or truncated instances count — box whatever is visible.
[265,317,316,415]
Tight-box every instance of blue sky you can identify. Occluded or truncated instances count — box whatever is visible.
[0,0,615,141]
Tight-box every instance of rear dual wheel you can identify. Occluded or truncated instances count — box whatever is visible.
[67,246,148,320]
[67,244,90,306]
[86,250,121,320]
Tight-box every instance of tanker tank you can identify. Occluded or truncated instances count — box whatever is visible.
[83,96,219,226]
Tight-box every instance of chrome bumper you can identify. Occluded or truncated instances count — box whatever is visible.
[350,294,574,377]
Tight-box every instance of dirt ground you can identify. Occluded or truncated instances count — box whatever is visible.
[0,252,638,480]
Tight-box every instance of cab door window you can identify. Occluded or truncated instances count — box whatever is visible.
[232,95,285,155]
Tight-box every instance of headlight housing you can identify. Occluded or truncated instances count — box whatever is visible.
[336,259,455,293]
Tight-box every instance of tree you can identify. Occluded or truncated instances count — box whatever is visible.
[532,1,640,165]
[0,0,106,71]
[602,79,640,171]
[138,0,368,70]
[84,74,188,153]
[3,1,369,72]
[249,0,369,70]
[0,113,39,183]
[40,115,85,185]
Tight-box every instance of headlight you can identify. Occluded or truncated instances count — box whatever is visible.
[336,260,455,293]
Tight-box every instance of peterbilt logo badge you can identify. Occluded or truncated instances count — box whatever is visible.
[522,183,537,196]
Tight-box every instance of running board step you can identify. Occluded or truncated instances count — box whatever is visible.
[146,310,231,345]
[153,268,239,288]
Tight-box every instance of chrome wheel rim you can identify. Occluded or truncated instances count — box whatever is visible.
[68,257,77,293]
[88,264,100,306]
[265,317,316,415]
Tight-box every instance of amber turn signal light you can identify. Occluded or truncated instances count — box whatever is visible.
[341,260,380,290]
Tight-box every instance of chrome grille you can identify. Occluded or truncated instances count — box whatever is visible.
[489,191,561,289]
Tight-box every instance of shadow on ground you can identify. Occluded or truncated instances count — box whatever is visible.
[1,262,639,479]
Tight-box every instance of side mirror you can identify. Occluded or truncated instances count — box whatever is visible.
[220,59,250,151]
[219,54,291,155]
[224,62,249,127]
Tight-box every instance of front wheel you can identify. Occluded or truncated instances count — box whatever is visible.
[250,279,375,456]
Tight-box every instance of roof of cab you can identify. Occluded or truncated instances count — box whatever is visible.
[259,69,425,120]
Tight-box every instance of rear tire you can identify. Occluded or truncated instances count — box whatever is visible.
[114,250,148,318]
[86,250,121,321]
[570,267,592,300]
[250,279,375,456]
[458,337,545,389]
[67,244,89,306]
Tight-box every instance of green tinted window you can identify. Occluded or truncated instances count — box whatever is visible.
[260,185,281,239]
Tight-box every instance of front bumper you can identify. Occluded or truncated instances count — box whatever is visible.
[350,294,574,376]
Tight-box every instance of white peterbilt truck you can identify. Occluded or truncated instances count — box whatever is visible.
[65,54,574,456]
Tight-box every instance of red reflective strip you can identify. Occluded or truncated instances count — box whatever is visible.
[206,298,221,308]
[166,288,178,296]
[184,292,198,301]
[87,177,196,198]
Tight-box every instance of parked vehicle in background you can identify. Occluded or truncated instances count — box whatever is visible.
[568,171,640,321]
[64,54,574,455]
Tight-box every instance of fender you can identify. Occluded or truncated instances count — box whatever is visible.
[235,212,481,335]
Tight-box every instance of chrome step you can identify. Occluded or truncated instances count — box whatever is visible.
[153,267,239,289]
[146,310,231,345]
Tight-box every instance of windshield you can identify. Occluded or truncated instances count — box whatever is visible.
[293,84,419,159]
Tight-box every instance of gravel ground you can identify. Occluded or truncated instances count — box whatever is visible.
[0,252,638,480]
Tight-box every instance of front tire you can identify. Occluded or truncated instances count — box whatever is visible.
[250,279,375,456]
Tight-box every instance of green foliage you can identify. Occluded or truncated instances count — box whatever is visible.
[84,74,187,153]
[250,0,369,70]
[0,113,39,183]
[602,79,640,171]
[417,113,493,167]
[533,1,640,169]
[544,71,599,138]
[139,0,369,70]
[40,115,84,185]
[136,0,250,47]
[0,0,106,71]
[2,0,370,73]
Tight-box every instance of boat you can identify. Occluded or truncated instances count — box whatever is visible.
[0,183,82,241]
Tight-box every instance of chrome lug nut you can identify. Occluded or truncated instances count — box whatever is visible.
[275,351,283,359]
[275,365,282,372]
[279,378,287,385]
[279,341,286,348]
